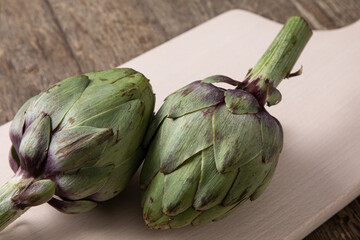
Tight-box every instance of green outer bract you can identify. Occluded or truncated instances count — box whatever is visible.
[0,68,155,231]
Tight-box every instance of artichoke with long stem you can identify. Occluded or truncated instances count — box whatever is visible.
[0,68,155,231]
[140,16,312,229]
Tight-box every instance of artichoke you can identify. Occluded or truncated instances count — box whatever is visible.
[140,16,312,229]
[0,68,155,231]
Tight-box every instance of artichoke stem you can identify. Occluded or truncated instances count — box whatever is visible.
[0,172,55,231]
[243,16,312,105]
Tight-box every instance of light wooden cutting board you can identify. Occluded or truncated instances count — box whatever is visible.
[0,9,359,240]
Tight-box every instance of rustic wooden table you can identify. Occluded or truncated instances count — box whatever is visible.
[0,0,359,239]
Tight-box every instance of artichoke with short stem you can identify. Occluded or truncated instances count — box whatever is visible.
[0,68,155,231]
[140,16,312,229]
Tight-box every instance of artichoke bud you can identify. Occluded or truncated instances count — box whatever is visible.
[3,68,155,228]
[140,16,312,229]
[141,77,282,229]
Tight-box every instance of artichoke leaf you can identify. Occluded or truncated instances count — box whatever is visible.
[19,113,51,175]
[201,75,242,87]
[147,215,170,230]
[159,107,215,174]
[9,146,20,173]
[162,153,201,216]
[84,68,137,86]
[259,112,283,163]
[143,172,165,223]
[80,99,146,166]
[45,126,113,173]
[143,91,181,147]
[48,197,97,214]
[10,96,37,152]
[224,89,260,114]
[167,81,224,118]
[193,147,237,211]
[213,105,262,173]
[11,180,55,209]
[192,203,237,226]
[54,165,113,200]
[60,73,149,129]
[223,154,271,206]
[140,140,162,190]
[88,148,145,201]
[169,208,201,229]
[25,75,90,130]
[250,156,279,201]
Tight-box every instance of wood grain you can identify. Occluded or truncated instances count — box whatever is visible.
[0,0,81,123]
[0,0,359,239]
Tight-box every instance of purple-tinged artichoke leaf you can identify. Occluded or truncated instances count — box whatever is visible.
[45,126,113,173]
[213,105,262,173]
[258,112,283,163]
[201,75,243,88]
[193,147,237,211]
[162,153,201,216]
[19,113,51,175]
[9,146,20,173]
[25,75,90,130]
[11,179,55,209]
[223,154,271,206]
[169,208,201,229]
[224,89,260,114]
[54,165,113,200]
[143,172,165,224]
[48,197,97,214]
[158,107,214,174]
[10,96,37,152]
[167,81,224,118]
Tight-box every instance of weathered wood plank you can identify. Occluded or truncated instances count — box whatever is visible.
[0,0,81,124]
